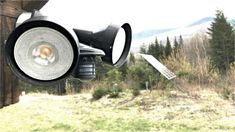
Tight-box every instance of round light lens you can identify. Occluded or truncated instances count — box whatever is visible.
[32,44,56,66]
[112,28,126,64]
[14,27,74,81]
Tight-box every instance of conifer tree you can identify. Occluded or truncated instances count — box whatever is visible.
[154,37,161,59]
[179,35,184,48]
[147,37,161,59]
[208,10,235,75]
[173,36,179,53]
[159,41,165,58]
[165,36,172,57]
[147,42,155,56]
[140,44,147,54]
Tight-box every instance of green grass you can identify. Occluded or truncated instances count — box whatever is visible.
[0,90,235,132]
[88,118,152,132]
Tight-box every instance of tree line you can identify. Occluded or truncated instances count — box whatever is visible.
[89,10,235,97]
[19,10,235,96]
[140,35,184,59]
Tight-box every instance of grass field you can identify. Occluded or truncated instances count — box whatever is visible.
[0,90,235,132]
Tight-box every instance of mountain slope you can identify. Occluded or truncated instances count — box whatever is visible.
[133,28,175,40]
[131,17,234,52]
[187,17,213,27]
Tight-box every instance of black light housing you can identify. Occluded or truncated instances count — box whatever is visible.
[5,12,79,85]
[73,23,132,67]
[5,10,132,85]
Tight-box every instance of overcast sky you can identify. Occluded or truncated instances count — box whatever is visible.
[41,0,235,34]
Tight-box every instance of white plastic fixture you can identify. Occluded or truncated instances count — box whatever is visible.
[140,54,176,80]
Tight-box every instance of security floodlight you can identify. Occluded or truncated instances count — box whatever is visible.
[73,23,132,67]
[5,11,132,85]
[6,13,78,85]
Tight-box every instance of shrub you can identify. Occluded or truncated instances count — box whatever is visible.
[176,70,191,78]
[66,78,82,94]
[108,85,122,98]
[222,88,230,99]
[165,81,174,90]
[106,69,123,83]
[92,87,109,100]
[132,87,140,96]
[92,83,124,100]
[128,61,158,90]
[108,88,120,98]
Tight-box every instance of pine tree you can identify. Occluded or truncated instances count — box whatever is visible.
[159,41,165,58]
[147,42,155,56]
[179,35,184,48]
[173,36,179,54]
[208,10,235,75]
[165,36,172,57]
[154,37,161,59]
[140,44,147,54]
[147,37,161,59]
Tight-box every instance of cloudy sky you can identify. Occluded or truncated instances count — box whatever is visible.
[41,0,235,34]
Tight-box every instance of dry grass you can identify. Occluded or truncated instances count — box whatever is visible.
[161,33,235,96]
[0,89,235,132]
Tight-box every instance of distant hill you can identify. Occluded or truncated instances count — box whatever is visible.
[186,17,213,27]
[131,17,234,52]
[133,28,175,40]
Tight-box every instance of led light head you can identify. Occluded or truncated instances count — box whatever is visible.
[6,18,78,84]
[74,23,132,67]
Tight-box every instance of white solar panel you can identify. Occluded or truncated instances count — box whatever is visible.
[140,54,176,80]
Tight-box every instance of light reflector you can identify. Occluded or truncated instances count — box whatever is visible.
[14,27,74,81]
[6,12,79,84]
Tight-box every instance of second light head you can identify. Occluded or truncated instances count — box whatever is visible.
[5,11,132,85]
